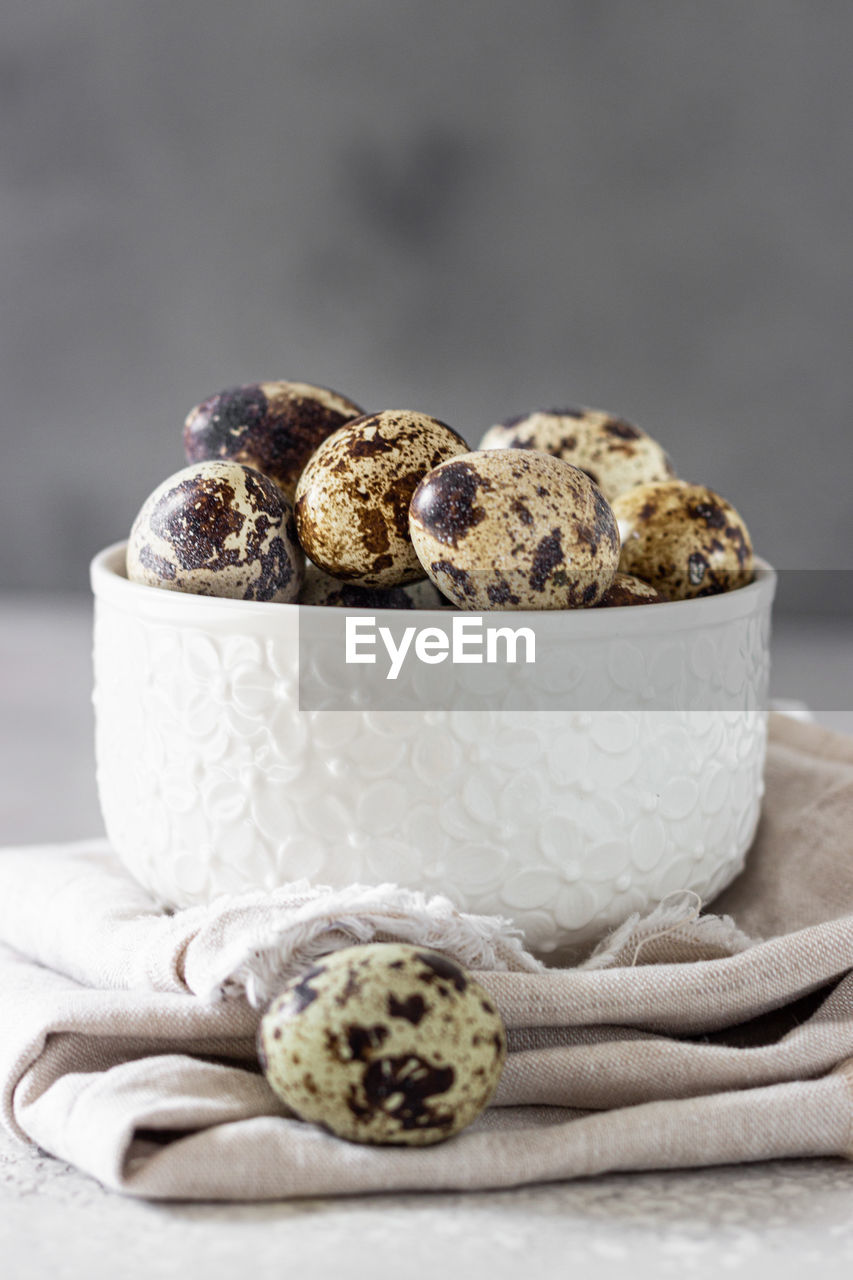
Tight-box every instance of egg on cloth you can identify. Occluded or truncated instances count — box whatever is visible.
[596,573,667,607]
[183,381,364,501]
[126,460,304,602]
[295,410,469,588]
[478,407,675,502]
[612,480,754,599]
[258,943,506,1146]
[408,449,620,610]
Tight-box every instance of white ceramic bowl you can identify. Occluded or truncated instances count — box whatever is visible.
[91,543,775,959]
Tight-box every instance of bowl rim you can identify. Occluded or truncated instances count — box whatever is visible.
[91,540,776,635]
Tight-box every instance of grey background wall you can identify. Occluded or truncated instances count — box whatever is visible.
[3,1,852,608]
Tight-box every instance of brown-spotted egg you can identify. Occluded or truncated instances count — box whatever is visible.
[612,480,754,599]
[479,406,675,502]
[299,561,448,609]
[295,411,469,588]
[127,460,304,602]
[408,450,620,610]
[596,573,667,607]
[258,943,506,1146]
[184,381,364,502]
[404,578,456,609]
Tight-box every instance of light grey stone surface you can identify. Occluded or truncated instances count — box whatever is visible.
[2,1127,853,1280]
[3,3,853,603]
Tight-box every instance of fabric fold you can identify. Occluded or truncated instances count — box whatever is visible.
[0,842,542,1003]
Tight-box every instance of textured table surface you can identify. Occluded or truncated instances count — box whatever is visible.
[1,595,852,1279]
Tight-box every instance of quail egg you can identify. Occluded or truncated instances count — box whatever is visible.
[258,943,506,1146]
[404,578,456,609]
[184,381,364,501]
[479,407,675,502]
[300,561,411,608]
[408,449,620,610]
[127,460,304,602]
[612,480,754,599]
[596,573,667,607]
[300,562,452,609]
[295,410,469,588]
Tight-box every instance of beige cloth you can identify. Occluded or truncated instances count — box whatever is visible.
[2,712,853,1199]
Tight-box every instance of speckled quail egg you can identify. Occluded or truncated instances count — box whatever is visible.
[478,407,675,502]
[612,480,754,599]
[403,577,456,609]
[258,943,506,1146]
[127,460,304,602]
[184,381,364,502]
[408,450,620,610]
[299,562,452,609]
[295,411,469,588]
[596,573,667,607]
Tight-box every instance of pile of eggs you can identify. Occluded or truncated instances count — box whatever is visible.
[127,380,755,609]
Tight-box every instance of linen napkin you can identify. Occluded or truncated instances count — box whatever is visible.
[2,712,853,1200]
